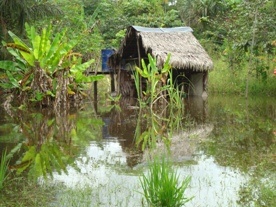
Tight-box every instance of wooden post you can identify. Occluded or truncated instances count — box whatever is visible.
[136,35,142,98]
[117,66,121,94]
[94,81,98,101]
[93,80,98,113]
[203,72,208,92]
[110,71,115,92]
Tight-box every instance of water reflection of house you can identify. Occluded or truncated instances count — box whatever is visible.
[108,26,213,97]
[100,98,142,167]
[100,97,211,167]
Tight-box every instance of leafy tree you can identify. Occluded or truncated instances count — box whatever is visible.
[40,0,109,70]
[219,0,276,81]
[0,0,61,58]
[121,0,182,28]
[176,0,238,34]
[81,0,182,48]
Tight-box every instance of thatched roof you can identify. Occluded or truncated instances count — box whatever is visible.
[110,26,213,72]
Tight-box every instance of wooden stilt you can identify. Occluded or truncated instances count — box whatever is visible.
[110,72,115,92]
[118,66,121,94]
[94,81,98,101]
[93,80,98,113]
[136,35,142,98]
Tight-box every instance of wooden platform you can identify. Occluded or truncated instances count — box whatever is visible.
[88,71,114,75]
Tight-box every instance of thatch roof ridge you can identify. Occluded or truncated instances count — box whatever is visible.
[132,25,193,33]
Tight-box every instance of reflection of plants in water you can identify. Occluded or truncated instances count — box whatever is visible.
[107,93,121,103]
[8,110,74,178]
[238,174,276,206]
[12,139,72,178]
[200,101,276,206]
[71,108,103,145]
[7,107,103,178]
[202,107,275,171]
[238,157,276,207]
[238,129,276,207]
[135,110,167,150]
[135,106,185,151]
[140,156,192,207]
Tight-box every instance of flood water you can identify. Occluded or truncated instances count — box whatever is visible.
[0,93,275,207]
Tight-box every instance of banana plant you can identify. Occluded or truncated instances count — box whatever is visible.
[0,23,103,107]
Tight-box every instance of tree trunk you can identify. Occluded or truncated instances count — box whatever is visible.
[54,69,69,114]
[30,62,53,107]
[246,9,258,98]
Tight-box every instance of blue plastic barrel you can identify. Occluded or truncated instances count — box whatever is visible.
[101,49,114,72]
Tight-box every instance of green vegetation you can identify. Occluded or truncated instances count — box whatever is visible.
[0,0,61,49]
[133,53,186,151]
[134,54,184,109]
[0,176,56,207]
[0,149,10,190]
[209,58,276,96]
[140,156,192,207]
[50,185,93,207]
[0,23,103,109]
[0,0,275,97]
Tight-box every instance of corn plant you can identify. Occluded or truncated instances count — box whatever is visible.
[134,54,167,108]
[140,156,192,207]
[134,54,185,150]
[134,53,184,110]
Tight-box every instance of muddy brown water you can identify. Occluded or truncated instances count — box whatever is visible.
[0,94,275,206]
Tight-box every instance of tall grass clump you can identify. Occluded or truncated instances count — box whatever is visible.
[0,149,10,190]
[140,157,192,207]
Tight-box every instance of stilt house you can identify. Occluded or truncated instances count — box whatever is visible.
[108,26,213,97]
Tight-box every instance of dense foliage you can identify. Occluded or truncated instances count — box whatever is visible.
[0,0,275,99]
[0,23,102,109]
